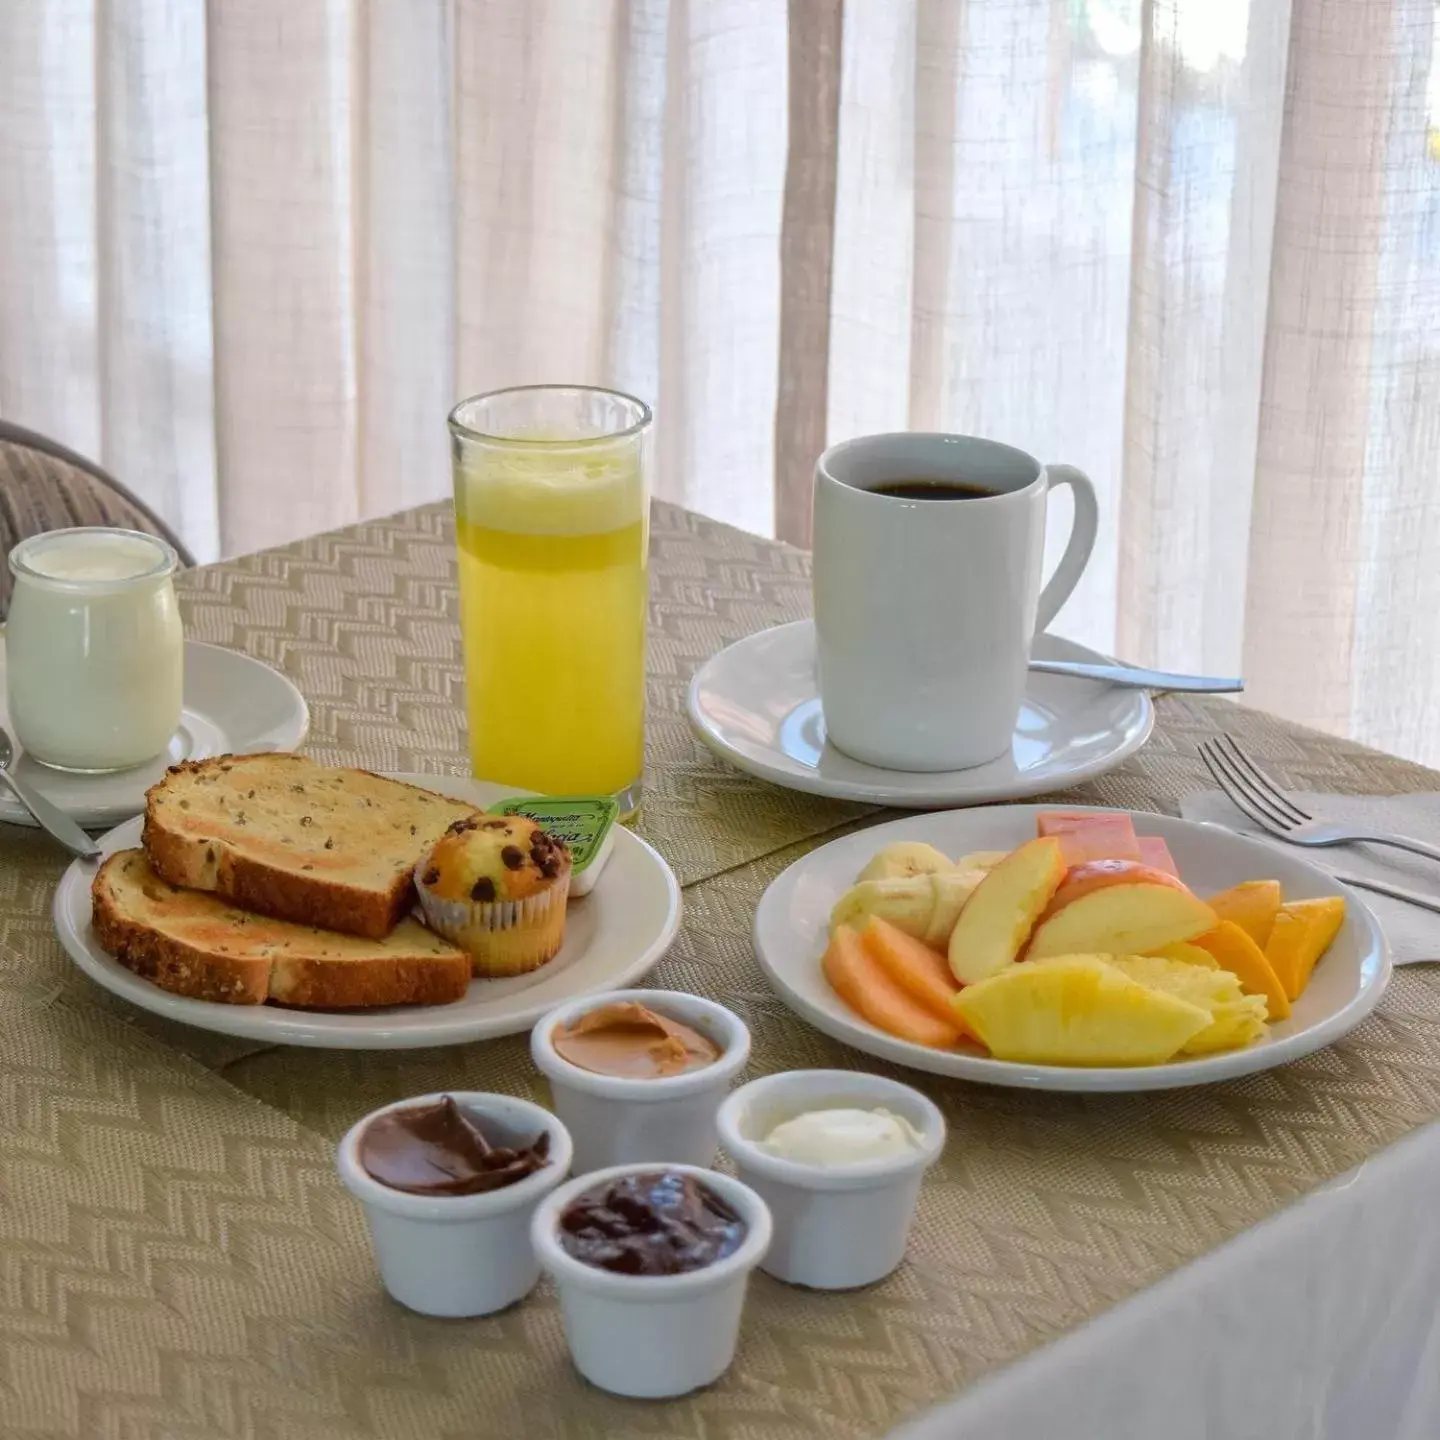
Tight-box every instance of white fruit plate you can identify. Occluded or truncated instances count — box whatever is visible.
[753,804,1390,1093]
[53,774,682,1049]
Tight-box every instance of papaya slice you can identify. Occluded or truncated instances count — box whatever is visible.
[1265,897,1345,1001]
[1190,921,1290,1020]
[1207,880,1282,949]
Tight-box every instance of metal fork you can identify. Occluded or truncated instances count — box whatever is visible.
[1199,734,1440,865]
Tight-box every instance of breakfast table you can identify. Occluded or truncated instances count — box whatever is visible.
[4,497,1440,1438]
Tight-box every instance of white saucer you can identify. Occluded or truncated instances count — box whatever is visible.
[52,774,683,1049]
[687,621,1154,808]
[753,804,1390,1093]
[0,639,309,829]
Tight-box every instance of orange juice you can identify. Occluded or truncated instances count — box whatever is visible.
[450,394,650,810]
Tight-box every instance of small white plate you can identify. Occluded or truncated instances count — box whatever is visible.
[0,638,309,829]
[753,804,1391,1092]
[687,621,1154,808]
[52,774,683,1049]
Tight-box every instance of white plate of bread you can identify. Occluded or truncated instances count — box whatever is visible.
[52,755,682,1048]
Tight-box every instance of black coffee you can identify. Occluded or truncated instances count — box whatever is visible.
[868,478,998,500]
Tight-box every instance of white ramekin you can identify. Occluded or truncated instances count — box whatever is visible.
[716,1069,945,1290]
[531,1163,772,1397]
[530,989,751,1174]
[337,1090,573,1317]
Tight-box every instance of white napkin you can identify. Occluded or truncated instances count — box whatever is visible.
[1180,789,1440,966]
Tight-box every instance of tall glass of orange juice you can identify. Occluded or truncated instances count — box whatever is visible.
[448,386,652,815]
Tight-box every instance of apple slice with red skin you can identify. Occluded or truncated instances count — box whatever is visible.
[1027,875,1218,960]
[1046,858,1192,913]
[947,837,1067,985]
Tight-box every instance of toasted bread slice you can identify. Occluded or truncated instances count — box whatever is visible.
[142,754,476,938]
[92,849,472,1008]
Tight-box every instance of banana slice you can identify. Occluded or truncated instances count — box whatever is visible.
[953,849,1010,873]
[828,877,934,940]
[922,868,989,949]
[856,841,954,884]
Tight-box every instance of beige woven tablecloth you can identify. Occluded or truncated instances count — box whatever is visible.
[4,499,1440,1439]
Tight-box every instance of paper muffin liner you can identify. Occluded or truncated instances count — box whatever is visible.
[415,866,571,977]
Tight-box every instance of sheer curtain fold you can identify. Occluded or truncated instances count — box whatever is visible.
[1243,0,1411,736]
[98,0,218,557]
[208,0,359,557]
[2,0,1440,762]
[774,0,844,547]
[655,0,787,536]
[357,0,455,521]
[1118,0,1290,678]
[0,1,100,458]
[453,0,635,392]
[908,0,963,435]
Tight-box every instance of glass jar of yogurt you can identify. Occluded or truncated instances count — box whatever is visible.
[6,527,183,771]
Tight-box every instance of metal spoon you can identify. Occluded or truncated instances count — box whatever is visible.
[1029,659,1244,693]
[0,728,102,858]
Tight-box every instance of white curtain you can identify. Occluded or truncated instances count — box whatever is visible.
[3,0,1439,765]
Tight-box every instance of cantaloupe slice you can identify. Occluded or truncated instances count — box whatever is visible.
[861,916,965,1026]
[1189,921,1290,1020]
[1137,836,1179,877]
[1036,811,1142,867]
[1207,880,1282,949]
[822,925,962,1049]
[1264,897,1345,1001]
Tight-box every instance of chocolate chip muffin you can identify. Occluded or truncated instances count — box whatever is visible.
[413,814,572,976]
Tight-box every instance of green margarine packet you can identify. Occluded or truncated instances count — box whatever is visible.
[489,794,619,873]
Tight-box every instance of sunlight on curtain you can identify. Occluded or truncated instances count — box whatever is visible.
[829,0,1440,765]
[1,0,1439,765]
[830,0,1139,657]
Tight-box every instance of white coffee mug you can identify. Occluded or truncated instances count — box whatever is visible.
[812,433,1097,772]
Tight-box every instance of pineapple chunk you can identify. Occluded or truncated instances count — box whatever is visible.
[1100,955,1269,1054]
[952,955,1212,1066]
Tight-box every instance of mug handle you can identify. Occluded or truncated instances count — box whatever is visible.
[1035,464,1098,634]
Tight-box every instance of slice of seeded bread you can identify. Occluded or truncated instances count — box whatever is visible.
[92,849,472,1007]
[142,753,478,939]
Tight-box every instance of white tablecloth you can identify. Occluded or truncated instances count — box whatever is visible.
[895,1120,1440,1440]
